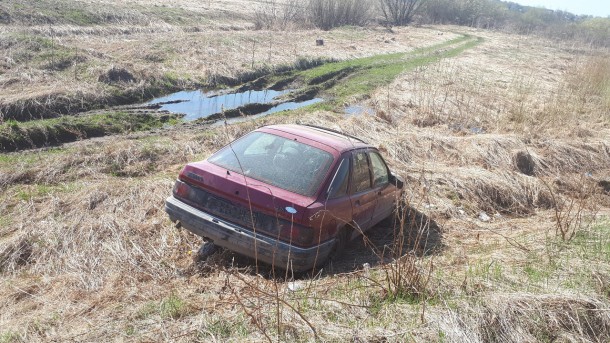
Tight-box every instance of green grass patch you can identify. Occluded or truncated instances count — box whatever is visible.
[139,5,208,26]
[320,36,481,103]
[513,219,610,294]
[5,33,86,72]
[0,331,19,343]
[0,216,12,228]
[252,34,482,111]
[367,292,417,317]
[299,35,472,81]
[571,220,610,262]
[464,221,610,294]
[0,112,181,152]
[202,317,250,339]
[124,324,136,337]
[136,294,191,320]
[136,302,157,320]
[13,182,79,202]
[159,293,189,319]
[523,262,552,284]
[0,147,66,166]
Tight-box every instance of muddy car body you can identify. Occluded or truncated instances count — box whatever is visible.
[165,124,403,271]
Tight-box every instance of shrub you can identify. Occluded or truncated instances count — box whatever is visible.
[253,0,305,30]
[308,0,373,30]
[379,0,426,26]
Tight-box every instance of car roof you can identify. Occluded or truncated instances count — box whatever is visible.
[260,124,371,153]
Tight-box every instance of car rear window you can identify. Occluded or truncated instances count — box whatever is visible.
[208,132,334,196]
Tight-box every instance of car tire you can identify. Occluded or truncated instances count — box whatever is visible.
[329,227,349,261]
[196,240,218,260]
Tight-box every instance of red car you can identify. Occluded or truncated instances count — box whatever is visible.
[165,124,403,271]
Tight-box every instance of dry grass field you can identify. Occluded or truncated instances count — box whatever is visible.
[1,0,610,342]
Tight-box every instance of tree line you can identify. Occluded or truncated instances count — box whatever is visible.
[253,0,610,47]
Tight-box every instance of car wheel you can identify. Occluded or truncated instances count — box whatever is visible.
[196,240,218,260]
[329,227,349,261]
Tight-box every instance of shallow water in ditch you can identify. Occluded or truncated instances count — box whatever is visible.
[212,98,324,127]
[149,89,321,121]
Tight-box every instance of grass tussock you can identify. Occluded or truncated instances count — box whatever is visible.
[0,134,217,189]
[479,295,610,342]
[571,55,610,110]
[431,294,610,342]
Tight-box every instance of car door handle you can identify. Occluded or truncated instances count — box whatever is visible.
[355,200,361,206]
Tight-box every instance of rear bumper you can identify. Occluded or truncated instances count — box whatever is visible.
[165,196,334,272]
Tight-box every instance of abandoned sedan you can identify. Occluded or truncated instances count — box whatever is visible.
[165,124,403,271]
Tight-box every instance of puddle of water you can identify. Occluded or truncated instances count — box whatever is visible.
[345,105,375,116]
[212,98,323,127]
[149,89,291,121]
[260,98,323,116]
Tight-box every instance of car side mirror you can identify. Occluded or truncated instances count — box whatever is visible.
[389,171,404,189]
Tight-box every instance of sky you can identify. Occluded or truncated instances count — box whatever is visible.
[512,0,610,17]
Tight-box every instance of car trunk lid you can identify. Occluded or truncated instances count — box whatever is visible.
[178,161,313,224]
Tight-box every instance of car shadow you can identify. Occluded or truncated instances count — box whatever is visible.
[192,205,444,280]
[319,206,445,277]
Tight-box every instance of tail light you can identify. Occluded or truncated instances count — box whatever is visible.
[257,215,314,247]
[173,180,195,201]
[277,219,314,246]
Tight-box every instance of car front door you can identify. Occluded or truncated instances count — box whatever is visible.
[317,156,353,239]
[349,150,377,233]
[369,151,396,225]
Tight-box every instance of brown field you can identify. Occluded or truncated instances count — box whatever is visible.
[1,0,610,342]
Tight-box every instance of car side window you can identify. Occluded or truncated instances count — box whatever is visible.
[351,151,372,193]
[328,157,350,199]
[369,152,389,186]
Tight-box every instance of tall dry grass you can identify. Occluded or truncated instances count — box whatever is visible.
[368,32,609,139]
[1,6,610,341]
[429,294,610,342]
[0,103,608,341]
[570,55,610,110]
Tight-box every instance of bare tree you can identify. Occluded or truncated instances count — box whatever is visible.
[253,0,304,30]
[309,0,372,30]
[379,0,426,26]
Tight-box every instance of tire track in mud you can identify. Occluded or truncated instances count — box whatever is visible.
[191,34,483,123]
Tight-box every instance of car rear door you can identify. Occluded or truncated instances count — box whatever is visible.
[349,150,377,233]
